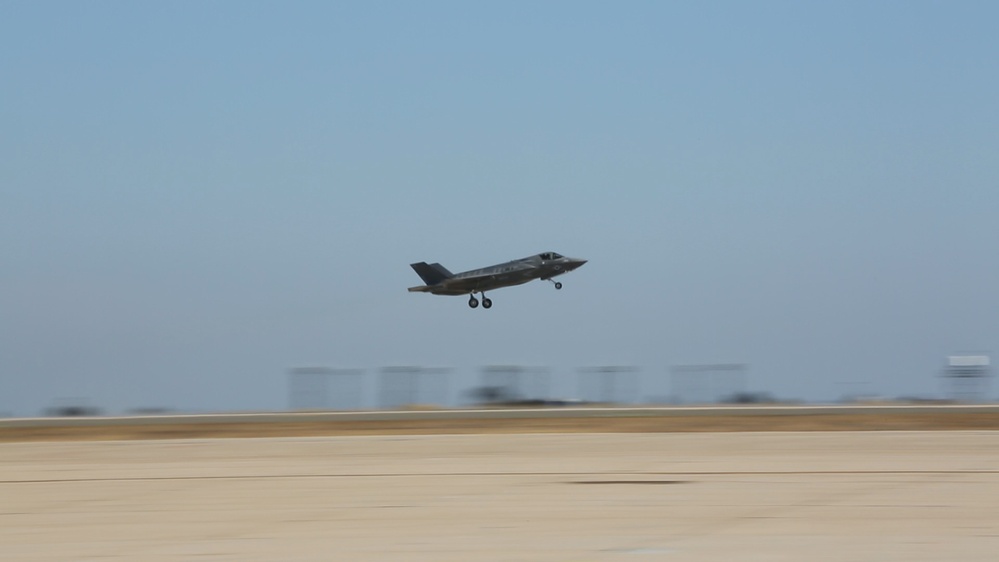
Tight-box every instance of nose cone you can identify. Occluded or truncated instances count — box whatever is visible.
[567,258,587,270]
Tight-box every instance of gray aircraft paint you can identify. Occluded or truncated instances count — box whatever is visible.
[408,252,587,306]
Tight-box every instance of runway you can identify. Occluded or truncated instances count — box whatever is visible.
[3,431,999,561]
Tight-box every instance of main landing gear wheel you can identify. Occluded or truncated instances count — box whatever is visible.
[468,296,479,308]
[482,297,492,309]
[554,282,563,290]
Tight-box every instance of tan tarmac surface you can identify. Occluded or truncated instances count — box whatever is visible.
[3,431,999,561]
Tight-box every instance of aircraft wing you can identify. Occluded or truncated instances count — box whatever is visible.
[407,271,495,294]
[440,264,537,293]
[406,275,488,295]
[409,271,526,295]
[438,276,489,292]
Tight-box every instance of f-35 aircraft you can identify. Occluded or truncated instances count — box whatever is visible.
[408,251,587,309]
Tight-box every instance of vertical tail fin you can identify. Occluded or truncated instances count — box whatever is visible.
[410,262,454,285]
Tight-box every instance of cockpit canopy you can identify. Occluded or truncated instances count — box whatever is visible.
[539,252,563,261]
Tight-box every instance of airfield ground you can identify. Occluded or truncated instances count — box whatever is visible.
[4,430,999,561]
[4,411,999,561]
[2,408,999,442]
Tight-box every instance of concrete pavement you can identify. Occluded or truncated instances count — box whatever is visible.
[3,431,999,561]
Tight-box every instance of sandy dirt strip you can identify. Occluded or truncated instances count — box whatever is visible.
[3,410,999,442]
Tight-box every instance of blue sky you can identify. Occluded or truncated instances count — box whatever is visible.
[3,1,998,415]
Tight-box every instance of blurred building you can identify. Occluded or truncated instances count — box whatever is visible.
[669,363,748,404]
[288,367,365,410]
[943,355,991,403]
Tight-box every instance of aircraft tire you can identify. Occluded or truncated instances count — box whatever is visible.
[554,282,563,290]
[482,298,492,309]
[468,297,479,308]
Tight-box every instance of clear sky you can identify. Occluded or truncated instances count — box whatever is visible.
[3,1,998,415]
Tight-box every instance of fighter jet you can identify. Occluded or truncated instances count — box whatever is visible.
[408,251,587,309]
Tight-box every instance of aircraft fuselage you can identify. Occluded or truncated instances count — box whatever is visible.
[407,252,587,308]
